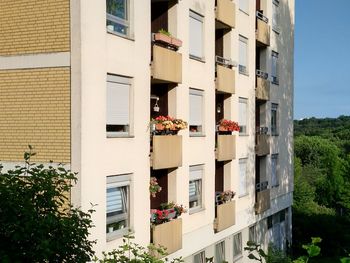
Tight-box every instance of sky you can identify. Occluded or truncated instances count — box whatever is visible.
[294,0,350,119]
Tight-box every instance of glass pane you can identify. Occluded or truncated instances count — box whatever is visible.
[107,0,127,20]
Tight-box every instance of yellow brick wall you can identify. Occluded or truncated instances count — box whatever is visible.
[0,0,70,56]
[0,68,71,163]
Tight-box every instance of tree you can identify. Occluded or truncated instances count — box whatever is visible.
[0,148,95,262]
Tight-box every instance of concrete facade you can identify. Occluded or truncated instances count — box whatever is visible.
[0,0,294,262]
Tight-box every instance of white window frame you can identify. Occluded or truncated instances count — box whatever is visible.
[106,74,132,137]
[189,165,204,214]
[239,158,248,197]
[272,0,280,33]
[271,51,279,84]
[239,0,249,14]
[239,97,248,135]
[271,154,279,187]
[189,10,204,61]
[106,0,133,38]
[189,88,204,136]
[233,232,242,260]
[193,250,206,263]
[239,35,249,75]
[249,225,257,243]
[106,174,131,241]
[271,103,278,136]
[215,241,226,263]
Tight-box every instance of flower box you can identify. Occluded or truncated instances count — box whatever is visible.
[153,32,182,49]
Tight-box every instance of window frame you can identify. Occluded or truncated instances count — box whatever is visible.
[189,165,204,214]
[239,0,249,15]
[271,103,278,136]
[271,51,279,85]
[239,158,248,197]
[189,10,205,61]
[106,0,133,38]
[189,88,205,137]
[193,250,206,263]
[239,35,249,75]
[106,74,133,138]
[106,174,131,241]
[233,232,243,260]
[271,154,279,187]
[239,97,248,135]
[215,241,226,263]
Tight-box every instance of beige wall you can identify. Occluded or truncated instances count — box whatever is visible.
[0,0,70,56]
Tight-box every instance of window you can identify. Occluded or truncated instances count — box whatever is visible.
[239,98,248,135]
[239,0,249,14]
[233,232,242,259]
[189,165,203,213]
[271,103,278,135]
[189,11,204,60]
[106,0,131,37]
[271,154,279,187]
[193,251,206,263]
[239,158,248,197]
[239,36,248,75]
[106,75,131,137]
[106,174,130,240]
[189,89,204,136]
[215,241,225,263]
[249,225,256,243]
[271,51,279,84]
[272,1,279,32]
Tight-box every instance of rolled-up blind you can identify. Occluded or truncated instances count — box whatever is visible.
[189,11,203,59]
[107,75,130,126]
[107,187,123,214]
[189,89,203,126]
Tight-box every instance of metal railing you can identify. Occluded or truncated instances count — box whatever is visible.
[256,11,268,23]
[256,69,269,80]
[256,181,269,192]
[215,55,237,68]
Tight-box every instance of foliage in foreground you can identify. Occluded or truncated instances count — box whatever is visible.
[0,147,96,262]
[93,233,183,263]
[244,238,321,263]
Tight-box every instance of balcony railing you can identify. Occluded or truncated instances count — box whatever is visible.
[151,218,182,255]
[151,44,182,84]
[151,135,182,170]
[216,134,236,161]
[215,56,236,94]
[256,70,270,101]
[256,127,270,156]
[214,200,236,232]
[256,11,270,46]
[255,181,270,214]
[215,0,236,28]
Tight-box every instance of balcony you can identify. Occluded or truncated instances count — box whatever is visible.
[216,134,236,161]
[215,58,235,94]
[214,201,236,232]
[215,0,236,28]
[256,70,270,101]
[151,135,182,170]
[151,218,182,255]
[256,12,270,47]
[151,45,182,84]
[256,129,270,156]
[255,182,270,214]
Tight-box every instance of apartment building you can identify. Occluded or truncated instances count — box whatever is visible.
[0,0,294,262]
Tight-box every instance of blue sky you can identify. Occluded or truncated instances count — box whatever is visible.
[294,0,350,119]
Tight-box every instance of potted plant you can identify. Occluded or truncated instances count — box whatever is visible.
[217,119,240,134]
[216,190,236,205]
[153,29,183,49]
[150,202,187,225]
[151,115,187,135]
[149,177,162,198]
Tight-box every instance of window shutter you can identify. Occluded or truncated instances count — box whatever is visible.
[239,37,248,67]
[239,99,247,127]
[189,91,203,126]
[239,159,247,195]
[107,187,123,214]
[271,155,277,186]
[239,0,249,13]
[107,80,130,126]
[189,11,203,58]
[271,52,278,77]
